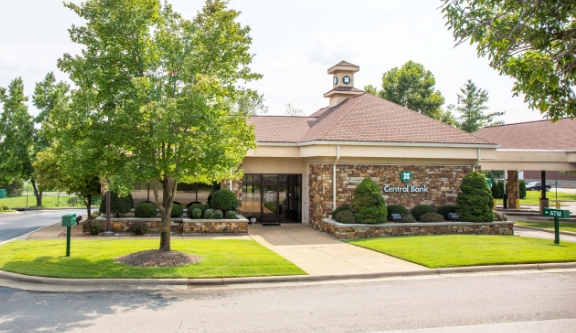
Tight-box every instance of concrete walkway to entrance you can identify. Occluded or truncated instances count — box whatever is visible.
[248,224,424,275]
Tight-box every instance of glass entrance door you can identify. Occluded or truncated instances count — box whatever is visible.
[242,174,302,224]
[262,184,279,223]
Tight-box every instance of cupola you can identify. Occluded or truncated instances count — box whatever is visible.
[323,61,364,106]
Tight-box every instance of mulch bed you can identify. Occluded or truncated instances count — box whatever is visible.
[115,250,202,267]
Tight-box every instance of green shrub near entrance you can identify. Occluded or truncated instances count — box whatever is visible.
[82,220,102,235]
[387,204,409,217]
[99,192,133,217]
[187,203,207,218]
[350,178,387,223]
[135,202,156,218]
[213,210,223,219]
[335,210,356,223]
[519,180,527,199]
[331,205,350,220]
[399,214,417,223]
[204,209,214,219]
[210,189,238,212]
[171,203,184,217]
[419,212,445,222]
[225,211,237,219]
[191,208,202,219]
[128,221,149,235]
[457,171,494,222]
[411,205,435,221]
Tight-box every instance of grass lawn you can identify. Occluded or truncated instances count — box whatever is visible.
[515,221,576,233]
[0,195,81,209]
[347,235,576,268]
[0,239,305,279]
[519,191,576,205]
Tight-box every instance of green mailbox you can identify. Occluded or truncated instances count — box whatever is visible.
[62,213,77,227]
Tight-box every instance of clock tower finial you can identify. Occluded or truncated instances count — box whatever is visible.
[324,61,364,106]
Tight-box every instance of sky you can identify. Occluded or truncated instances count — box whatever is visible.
[0,0,547,124]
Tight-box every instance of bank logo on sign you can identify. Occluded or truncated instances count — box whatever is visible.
[400,170,412,183]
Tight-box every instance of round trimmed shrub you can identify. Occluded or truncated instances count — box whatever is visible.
[456,171,494,222]
[210,189,238,212]
[336,210,356,224]
[225,210,237,219]
[213,210,223,219]
[135,202,157,218]
[411,205,435,221]
[187,203,207,218]
[171,203,184,217]
[82,220,102,235]
[191,208,202,219]
[437,205,457,220]
[493,210,508,221]
[491,180,501,199]
[419,212,445,223]
[99,192,133,217]
[128,221,149,235]
[332,205,350,220]
[204,209,214,219]
[350,177,387,224]
[387,204,409,217]
[399,214,417,223]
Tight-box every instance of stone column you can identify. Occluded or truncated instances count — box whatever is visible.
[507,170,519,209]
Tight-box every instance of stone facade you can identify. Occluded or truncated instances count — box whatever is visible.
[221,178,243,214]
[507,170,519,208]
[96,217,248,234]
[319,219,514,240]
[309,164,478,229]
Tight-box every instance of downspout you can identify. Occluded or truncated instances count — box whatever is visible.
[473,148,481,168]
[333,145,340,211]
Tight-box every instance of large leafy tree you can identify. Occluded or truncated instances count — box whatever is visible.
[365,61,456,125]
[0,78,35,200]
[453,79,504,132]
[58,0,259,251]
[442,0,576,121]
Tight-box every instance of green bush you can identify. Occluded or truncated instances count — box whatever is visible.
[191,208,202,219]
[331,205,350,219]
[187,203,207,218]
[350,178,387,224]
[491,181,506,199]
[1,179,24,197]
[204,209,214,219]
[225,210,237,219]
[399,214,417,223]
[456,171,494,222]
[387,204,409,217]
[134,202,157,218]
[213,210,223,219]
[1,204,10,211]
[437,205,457,220]
[171,203,184,217]
[419,212,445,222]
[519,180,527,199]
[210,189,238,212]
[128,221,149,235]
[411,205,435,221]
[99,192,133,217]
[335,210,356,223]
[493,210,508,221]
[91,210,101,218]
[82,220,102,235]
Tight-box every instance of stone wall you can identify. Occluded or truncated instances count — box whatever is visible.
[309,164,478,229]
[96,217,248,235]
[319,219,514,240]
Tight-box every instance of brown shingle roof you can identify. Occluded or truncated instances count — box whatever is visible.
[251,93,496,145]
[473,118,576,150]
[332,60,358,68]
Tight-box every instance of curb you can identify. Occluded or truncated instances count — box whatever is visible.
[515,225,576,237]
[1,262,575,289]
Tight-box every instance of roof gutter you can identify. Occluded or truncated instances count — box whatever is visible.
[256,141,500,149]
[333,145,340,211]
[474,147,481,168]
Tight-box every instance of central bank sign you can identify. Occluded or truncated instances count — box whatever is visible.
[383,170,429,193]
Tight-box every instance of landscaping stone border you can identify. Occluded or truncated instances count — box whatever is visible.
[95,216,248,235]
[319,218,514,240]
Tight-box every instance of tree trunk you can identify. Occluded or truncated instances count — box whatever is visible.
[86,194,92,220]
[31,180,42,206]
[154,175,178,252]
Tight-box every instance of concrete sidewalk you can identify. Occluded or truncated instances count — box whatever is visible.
[248,224,423,275]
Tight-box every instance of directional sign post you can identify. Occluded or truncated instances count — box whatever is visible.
[543,208,570,244]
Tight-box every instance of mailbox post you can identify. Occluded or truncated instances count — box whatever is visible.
[543,208,570,244]
[61,213,76,256]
